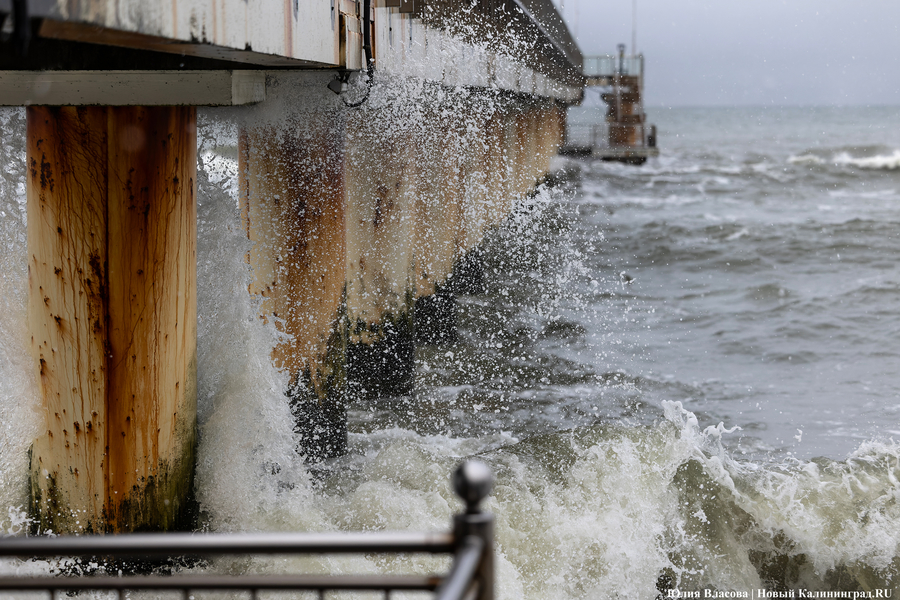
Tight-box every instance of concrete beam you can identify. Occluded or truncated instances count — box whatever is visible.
[0,70,265,106]
[1,0,581,102]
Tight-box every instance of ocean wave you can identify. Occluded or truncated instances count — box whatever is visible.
[579,193,706,210]
[788,148,900,170]
[8,399,898,598]
[788,154,825,165]
[833,150,900,170]
[467,401,900,596]
[660,402,900,592]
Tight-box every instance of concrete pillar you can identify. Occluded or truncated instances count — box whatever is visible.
[344,109,417,400]
[27,105,197,534]
[239,118,348,462]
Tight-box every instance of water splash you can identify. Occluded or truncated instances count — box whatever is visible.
[0,108,41,531]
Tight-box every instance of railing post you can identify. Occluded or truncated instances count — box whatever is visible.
[451,461,494,600]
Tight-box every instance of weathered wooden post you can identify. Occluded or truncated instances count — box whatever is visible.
[412,108,465,345]
[27,105,197,533]
[238,88,349,461]
[343,105,417,400]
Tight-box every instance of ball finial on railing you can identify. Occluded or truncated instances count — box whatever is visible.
[453,460,493,514]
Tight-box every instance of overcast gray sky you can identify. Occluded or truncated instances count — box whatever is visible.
[551,0,900,106]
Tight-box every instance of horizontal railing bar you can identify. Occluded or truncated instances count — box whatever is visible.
[0,574,442,591]
[0,532,455,558]
[435,537,482,600]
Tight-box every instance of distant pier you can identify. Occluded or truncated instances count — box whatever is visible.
[561,47,658,165]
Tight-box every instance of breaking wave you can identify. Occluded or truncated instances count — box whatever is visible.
[789,148,900,170]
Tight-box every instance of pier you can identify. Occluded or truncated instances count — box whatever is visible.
[0,0,582,533]
[561,46,658,164]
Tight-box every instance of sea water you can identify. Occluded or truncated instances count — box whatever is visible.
[2,103,900,597]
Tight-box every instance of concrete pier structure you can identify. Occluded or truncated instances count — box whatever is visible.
[1,0,582,531]
[562,50,658,164]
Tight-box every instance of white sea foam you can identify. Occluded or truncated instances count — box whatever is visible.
[303,398,900,596]
[724,227,750,241]
[833,150,900,170]
[579,193,705,210]
[789,150,900,170]
[788,153,825,165]
[0,109,41,530]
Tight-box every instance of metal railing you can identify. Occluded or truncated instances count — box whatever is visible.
[583,54,644,78]
[0,461,494,600]
[565,123,651,149]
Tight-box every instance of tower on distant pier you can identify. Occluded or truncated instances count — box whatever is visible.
[562,44,658,165]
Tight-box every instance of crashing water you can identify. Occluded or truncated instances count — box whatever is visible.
[0,108,41,525]
[3,99,900,598]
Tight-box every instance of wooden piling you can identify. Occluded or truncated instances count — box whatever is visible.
[237,81,569,461]
[27,106,197,534]
[344,108,417,399]
[27,107,108,534]
[239,118,348,460]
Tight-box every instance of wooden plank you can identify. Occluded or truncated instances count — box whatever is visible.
[27,106,110,534]
[35,3,337,67]
[105,106,197,532]
[341,14,364,71]
[0,71,265,107]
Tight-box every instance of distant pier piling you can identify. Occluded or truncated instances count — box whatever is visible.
[1,0,582,530]
[564,50,658,164]
[238,77,350,459]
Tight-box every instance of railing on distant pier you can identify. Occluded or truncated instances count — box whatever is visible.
[565,122,653,149]
[583,54,644,78]
[0,461,494,600]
